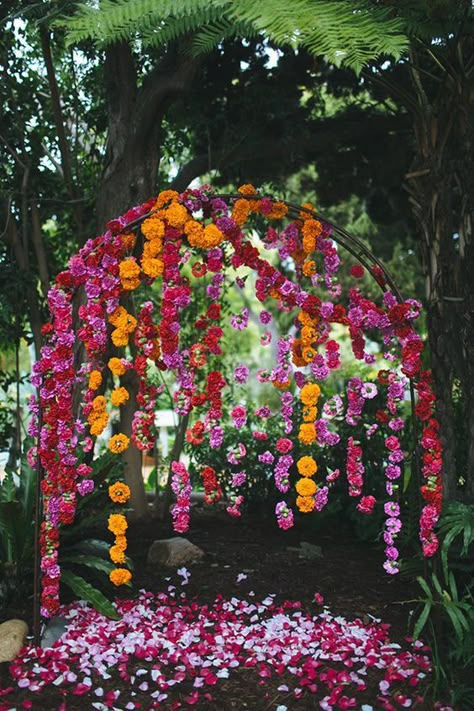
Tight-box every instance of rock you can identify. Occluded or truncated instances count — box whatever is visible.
[0,619,28,662]
[41,617,69,649]
[147,537,205,567]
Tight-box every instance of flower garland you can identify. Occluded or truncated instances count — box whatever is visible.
[107,481,132,586]
[30,184,444,616]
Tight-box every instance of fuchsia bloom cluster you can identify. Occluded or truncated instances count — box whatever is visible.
[1,590,434,711]
[30,184,443,615]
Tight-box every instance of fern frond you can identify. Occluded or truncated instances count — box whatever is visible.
[62,0,410,72]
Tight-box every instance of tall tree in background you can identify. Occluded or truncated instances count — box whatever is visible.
[64,0,474,502]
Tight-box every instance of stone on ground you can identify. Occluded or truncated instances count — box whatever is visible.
[147,537,205,567]
[0,619,28,662]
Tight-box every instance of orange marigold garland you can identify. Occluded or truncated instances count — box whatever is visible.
[108,486,132,585]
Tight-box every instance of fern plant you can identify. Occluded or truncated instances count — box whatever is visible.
[61,0,410,73]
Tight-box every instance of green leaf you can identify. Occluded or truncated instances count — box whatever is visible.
[413,601,431,639]
[61,554,115,575]
[61,570,120,620]
[445,604,466,641]
[417,575,433,600]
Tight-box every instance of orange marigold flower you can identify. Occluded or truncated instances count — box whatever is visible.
[121,233,135,252]
[232,198,250,226]
[155,189,179,209]
[165,202,189,229]
[296,477,317,497]
[272,380,291,390]
[238,183,258,196]
[302,260,317,277]
[298,423,317,445]
[141,257,164,278]
[88,370,102,391]
[301,326,318,345]
[142,216,165,241]
[296,495,316,513]
[110,387,129,407]
[300,383,321,406]
[303,405,318,422]
[143,238,163,258]
[299,202,315,220]
[89,412,109,436]
[119,259,140,280]
[302,346,317,363]
[109,545,126,565]
[108,357,127,377]
[267,201,288,220]
[302,234,316,254]
[116,312,137,333]
[114,534,127,552]
[92,395,107,412]
[109,434,130,454]
[111,328,129,348]
[108,513,128,535]
[109,481,131,504]
[109,567,132,586]
[202,224,224,248]
[108,305,127,327]
[298,311,316,327]
[297,456,318,477]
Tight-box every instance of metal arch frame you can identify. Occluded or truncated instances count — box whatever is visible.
[32,190,420,645]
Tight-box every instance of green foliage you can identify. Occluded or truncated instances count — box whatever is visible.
[63,0,410,72]
[60,570,120,620]
[410,502,474,704]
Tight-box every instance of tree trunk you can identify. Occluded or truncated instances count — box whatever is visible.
[95,42,201,519]
[404,38,474,502]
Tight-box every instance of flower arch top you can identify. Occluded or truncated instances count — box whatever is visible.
[29,184,442,618]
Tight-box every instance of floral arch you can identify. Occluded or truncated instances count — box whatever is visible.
[29,185,443,622]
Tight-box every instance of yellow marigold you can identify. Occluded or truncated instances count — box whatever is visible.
[109,545,126,565]
[302,346,317,363]
[143,238,163,258]
[155,189,179,209]
[267,201,288,220]
[108,513,128,535]
[108,305,127,327]
[110,387,129,407]
[165,202,189,229]
[141,257,164,278]
[114,534,128,551]
[297,456,318,477]
[301,326,318,345]
[108,357,127,377]
[296,477,317,497]
[108,433,130,454]
[115,311,137,333]
[238,183,258,196]
[300,383,321,406]
[232,198,250,226]
[303,405,318,422]
[109,481,131,504]
[92,395,107,412]
[88,370,102,391]
[302,259,317,277]
[298,423,317,445]
[296,495,316,513]
[89,413,109,436]
[109,567,132,587]
[142,216,165,241]
[111,328,129,348]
